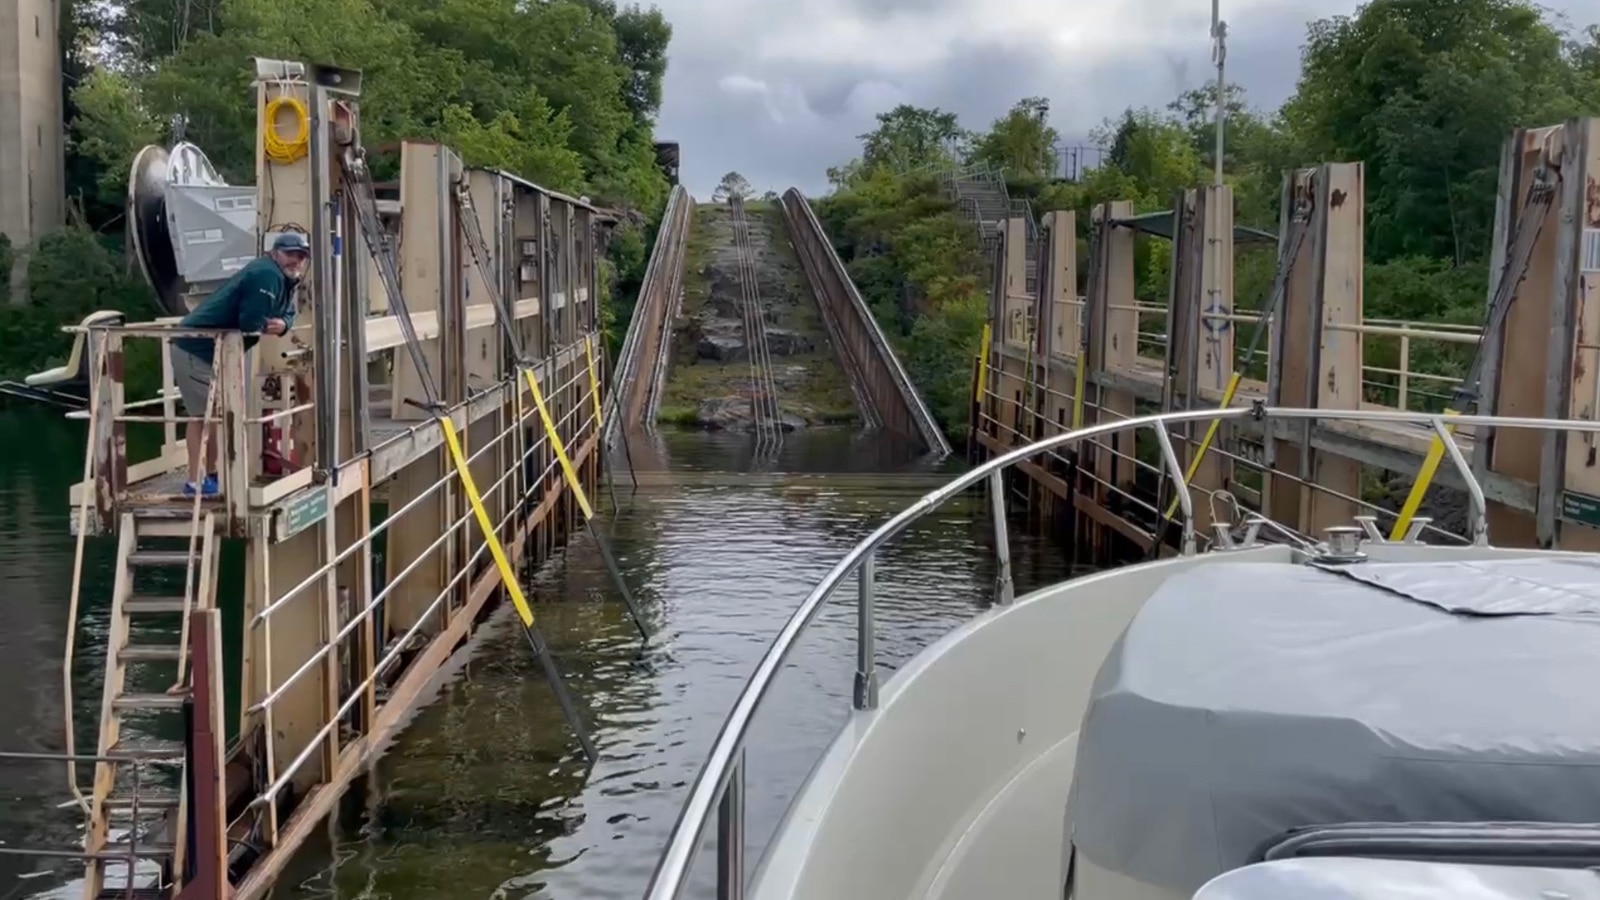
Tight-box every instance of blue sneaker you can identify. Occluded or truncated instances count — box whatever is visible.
[183,475,220,498]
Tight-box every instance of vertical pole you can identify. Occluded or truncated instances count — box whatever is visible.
[853,553,878,711]
[989,469,1014,605]
[717,751,746,900]
[1211,1,1226,189]
[177,609,227,900]
[161,335,177,450]
[1398,333,1411,411]
[343,190,372,455]
[1154,423,1197,556]
[309,81,339,472]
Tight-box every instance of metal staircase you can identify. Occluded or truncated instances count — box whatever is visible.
[84,508,220,898]
[941,166,1039,295]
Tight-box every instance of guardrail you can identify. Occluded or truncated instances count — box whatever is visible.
[1114,302,1483,411]
[641,404,1598,900]
[780,188,952,457]
[608,185,692,441]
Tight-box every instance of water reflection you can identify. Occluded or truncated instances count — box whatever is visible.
[0,407,1075,900]
[277,428,1073,900]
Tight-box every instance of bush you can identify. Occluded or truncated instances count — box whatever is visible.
[0,227,161,396]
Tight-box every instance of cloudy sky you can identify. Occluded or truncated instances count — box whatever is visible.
[651,0,1600,197]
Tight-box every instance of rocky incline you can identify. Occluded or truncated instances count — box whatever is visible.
[657,201,859,431]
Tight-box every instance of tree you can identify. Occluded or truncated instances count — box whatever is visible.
[970,97,1058,181]
[859,105,969,173]
[1283,0,1582,263]
[713,171,753,202]
[19,0,675,384]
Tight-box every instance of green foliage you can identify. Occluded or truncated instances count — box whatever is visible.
[970,97,1058,181]
[69,68,162,208]
[856,105,969,174]
[816,170,987,434]
[713,171,754,202]
[19,0,673,383]
[819,0,1600,436]
[436,100,586,190]
[0,229,162,397]
[63,0,672,214]
[1284,0,1588,264]
[604,218,650,357]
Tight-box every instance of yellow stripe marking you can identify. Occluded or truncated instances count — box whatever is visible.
[583,336,604,429]
[437,415,536,629]
[1164,371,1244,520]
[1389,409,1460,540]
[523,368,596,520]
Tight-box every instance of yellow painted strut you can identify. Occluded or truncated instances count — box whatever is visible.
[1388,410,1458,540]
[973,323,992,406]
[523,367,595,520]
[437,413,597,762]
[1162,371,1244,520]
[521,363,650,640]
[584,336,605,431]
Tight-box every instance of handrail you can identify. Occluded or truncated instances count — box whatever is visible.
[642,405,1600,900]
[781,188,952,456]
[608,184,690,441]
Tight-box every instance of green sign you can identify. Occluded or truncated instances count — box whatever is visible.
[1561,490,1600,530]
[279,486,329,540]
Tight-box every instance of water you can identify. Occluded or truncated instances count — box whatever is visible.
[0,412,1076,900]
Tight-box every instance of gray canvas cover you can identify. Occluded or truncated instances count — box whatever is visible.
[1066,558,1600,894]
[1193,858,1600,900]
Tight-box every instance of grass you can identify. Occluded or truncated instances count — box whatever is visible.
[653,201,862,427]
[777,350,859,421]
[679,204,722,320]
[658,355,749,422]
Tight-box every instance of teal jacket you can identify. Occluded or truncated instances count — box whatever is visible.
[173,256,296,363]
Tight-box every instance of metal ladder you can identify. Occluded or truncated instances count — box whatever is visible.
[83,509,220,899]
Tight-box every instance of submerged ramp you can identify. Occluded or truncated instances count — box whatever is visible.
[780,189,950,456]
[610,185,692,443]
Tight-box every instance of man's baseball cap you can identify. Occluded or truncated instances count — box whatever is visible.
[271,232,310,255]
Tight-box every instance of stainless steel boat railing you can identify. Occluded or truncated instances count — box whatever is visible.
[642,406,1600,900]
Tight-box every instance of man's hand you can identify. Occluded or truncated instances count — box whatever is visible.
[264,317,288,336]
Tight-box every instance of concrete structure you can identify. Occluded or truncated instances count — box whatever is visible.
[0,0,65,276]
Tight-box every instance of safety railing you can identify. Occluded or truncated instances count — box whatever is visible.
[1337,319,1481,412]
[1107,306,1485,412]
[610,184,692,440]
[235,336,601,847]
[970,359,1473,547]
[641,405,1600,900]
[0,750,185,870]
[63,322,325,531]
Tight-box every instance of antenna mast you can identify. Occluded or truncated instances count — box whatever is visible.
[1211,0,1227,186]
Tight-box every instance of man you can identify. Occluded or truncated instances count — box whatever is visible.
[170,232,309,497]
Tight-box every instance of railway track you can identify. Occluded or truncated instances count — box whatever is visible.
[729,195,784,457]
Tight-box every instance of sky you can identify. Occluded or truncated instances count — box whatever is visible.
[650,0,1600,197]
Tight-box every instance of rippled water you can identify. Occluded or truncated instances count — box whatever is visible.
[0,410,1075,900]
[0,408,137,898]
[274,428,1073,899]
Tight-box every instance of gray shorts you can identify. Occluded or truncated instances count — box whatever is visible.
[170,346,214,417]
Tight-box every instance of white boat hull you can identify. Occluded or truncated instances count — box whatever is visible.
[749,543,1592,900]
